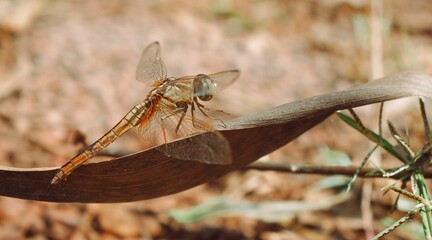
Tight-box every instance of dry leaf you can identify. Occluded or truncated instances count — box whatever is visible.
[0,72,431,203]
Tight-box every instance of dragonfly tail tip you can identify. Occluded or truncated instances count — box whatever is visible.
[50,176,60,185]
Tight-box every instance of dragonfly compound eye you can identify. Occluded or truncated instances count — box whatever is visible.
[194,74,216,101]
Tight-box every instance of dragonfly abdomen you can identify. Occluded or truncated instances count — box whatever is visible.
[90,101,149,151]
[50,102,149,184]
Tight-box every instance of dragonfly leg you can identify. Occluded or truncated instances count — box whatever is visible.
[193,98,227,128]
[190,100,197,128]
[159,102,188,138]
[174,102,188,133]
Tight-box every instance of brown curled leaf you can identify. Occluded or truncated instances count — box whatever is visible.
[0,71,431,203]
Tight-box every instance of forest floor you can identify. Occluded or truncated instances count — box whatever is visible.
[0,0,432,239]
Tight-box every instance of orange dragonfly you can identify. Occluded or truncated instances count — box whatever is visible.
[51,41,239,184]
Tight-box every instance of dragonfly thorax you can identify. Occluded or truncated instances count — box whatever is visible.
[193,74,217,101]
[161,79,194,103]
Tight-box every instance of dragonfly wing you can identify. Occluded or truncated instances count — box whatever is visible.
[133,110,176,147]
[134,101,232,165]
[174,70,239,90]
[172,70,239,99]
[158,131,232,165]
[135,42,167,86]
[206,70,240,91]
[134,100,197,146]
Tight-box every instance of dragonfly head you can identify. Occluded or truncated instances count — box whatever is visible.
[193,74,217,101]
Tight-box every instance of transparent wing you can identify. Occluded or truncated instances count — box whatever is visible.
[172,70,239,94]
[206,70,239,91]
[165,70,240,99]
[159,130,232,165]
[135,42,167,86]
[133,100,231,165]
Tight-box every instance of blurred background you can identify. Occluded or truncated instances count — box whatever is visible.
[0,0,431,239]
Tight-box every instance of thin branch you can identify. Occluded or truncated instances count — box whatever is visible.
[245,162,432,179]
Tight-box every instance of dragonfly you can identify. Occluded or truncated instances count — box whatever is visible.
[51,41,239,184]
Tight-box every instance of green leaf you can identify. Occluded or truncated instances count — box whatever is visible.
[336,111,405,163]
[169,193,351,223]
